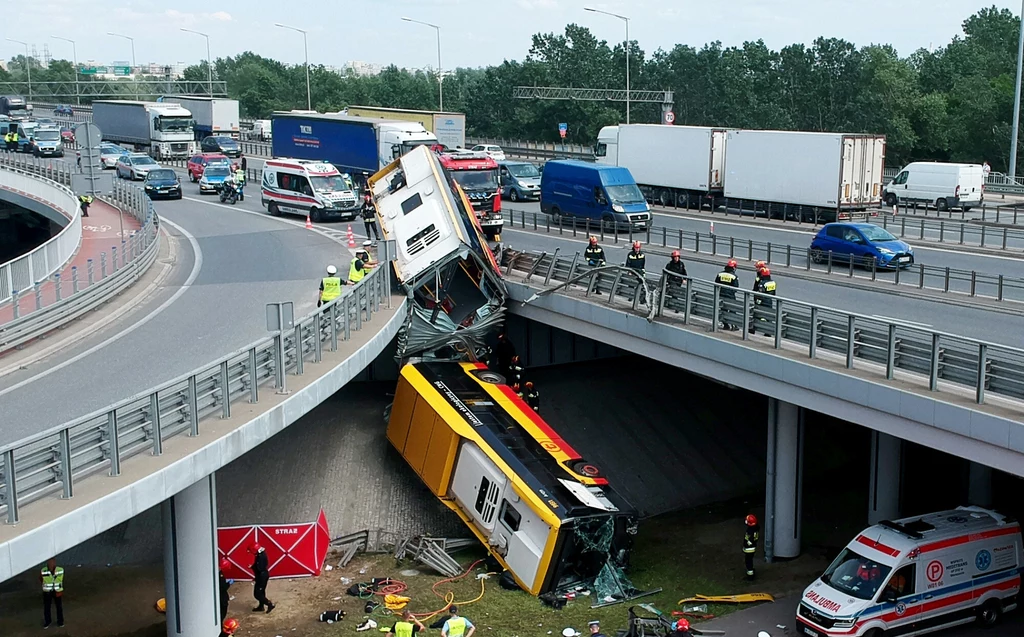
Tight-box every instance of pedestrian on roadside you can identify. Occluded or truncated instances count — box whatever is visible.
[40,557,65,629]
[248,543,276,613]
[441,605,476,637]
[219,558,233,623]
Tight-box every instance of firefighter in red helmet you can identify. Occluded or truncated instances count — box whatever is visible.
[714,259,741,330]
[219,558,233,622]
[743,514,760,580]
[625,241,647,304]
[662,250,688,313]
[221,618,240,637]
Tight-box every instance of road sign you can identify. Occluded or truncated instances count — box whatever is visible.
[558,122,567,139]
[113,66,131,77]
[79,67,99,76]
[74,123,103,148]
[73,123,109,196]
[664,111,675,124]
[71,172,113,196]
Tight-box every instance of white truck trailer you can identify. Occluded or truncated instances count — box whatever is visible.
[597,124,885,221]
[169,96,240,140]
[345,106,466,150]
[92,100,197,160]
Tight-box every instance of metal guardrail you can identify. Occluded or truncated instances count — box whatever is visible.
[0,153,160,353]
[503,249,1024,409]
[502,210,1024,304]
[0,166,83,305]
[465,137,594,161]
[0,263,390,524]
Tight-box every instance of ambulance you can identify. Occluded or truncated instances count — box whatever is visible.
[797,507,1021,637]
[261,158,361,222]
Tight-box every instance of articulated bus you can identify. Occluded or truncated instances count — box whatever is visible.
[386,361,638,596]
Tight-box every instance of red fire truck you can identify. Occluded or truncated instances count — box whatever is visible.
[435,149,503,240]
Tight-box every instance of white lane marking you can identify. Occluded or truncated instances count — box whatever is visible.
[0,218,203,399]
[870,315,933,329]
[648,212,1024,263]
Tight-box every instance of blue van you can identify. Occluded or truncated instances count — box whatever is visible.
[540,160,651,232]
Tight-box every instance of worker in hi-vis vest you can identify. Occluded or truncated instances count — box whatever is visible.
[349,247,375,284]
[41,557,65,628]
[385,609,426,637]
[318,264,347,307]
[441,605,476,637]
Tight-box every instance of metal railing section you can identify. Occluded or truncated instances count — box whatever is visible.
[0,166,82,305]
[0,153,160,352]
[0,264,390,524]
[502,210,1024,304]
[503,249,1024,410]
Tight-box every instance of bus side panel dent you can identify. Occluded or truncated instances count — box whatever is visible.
[422,417,459,495]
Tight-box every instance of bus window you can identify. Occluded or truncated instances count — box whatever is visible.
[500,500,522,532]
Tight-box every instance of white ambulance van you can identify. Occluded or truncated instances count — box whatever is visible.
[261,158,361,222]
[797,507,1021,637]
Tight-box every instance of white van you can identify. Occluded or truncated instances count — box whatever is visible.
[883,162,984,212]
[797,507,1021,637]
[261,158,360,222]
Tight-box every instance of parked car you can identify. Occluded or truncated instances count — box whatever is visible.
[199,164,232,194]
[498,160,541,201]
[60,126,75,144]
[809,223,914,269]
[144,168,183,200]
[116,153,159,180]
[53,105,74,116]
[187,152,230,182]
[200,135,241,158]
[471,144,506,161]
[99,143,129,169]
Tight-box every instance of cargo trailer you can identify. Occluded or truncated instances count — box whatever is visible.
[169,96,240,140]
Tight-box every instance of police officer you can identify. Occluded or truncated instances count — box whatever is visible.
[3,130,14,152]
[750,266,777,334]
[78,194,93,218]
[441,605,476,637]
[386,609,426,637]
[233,164,246,200]
[714,259,740,330]
[349,248,374,284]
[318,264,347,307]
[249,543,276,613]
[40,557,65,628]
[219,558,233,622]
[743,514,760,580]
[362,192,380,241]
[523,381,539,412]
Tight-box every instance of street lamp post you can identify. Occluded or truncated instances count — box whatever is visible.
[1010,0,1024,180]
[275,23,311,111]
[180,28,213,96]
[401,17,444,112]
[584,7,631,124]
[107,32,137,97]
[51,36,79,105]
[6,39,32,100]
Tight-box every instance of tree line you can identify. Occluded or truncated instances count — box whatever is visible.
[4,6,1021,170]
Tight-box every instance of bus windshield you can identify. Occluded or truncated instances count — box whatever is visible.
[820,548,892,601]
[451,169,498,191]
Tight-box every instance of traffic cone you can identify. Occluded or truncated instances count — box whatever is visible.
[347,225,356,248]
[305,214,313,230]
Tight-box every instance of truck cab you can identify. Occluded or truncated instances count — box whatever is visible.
[148,103,197,159]
[437,150,503,240]
[540,160,651,233]
[377,121,438,167]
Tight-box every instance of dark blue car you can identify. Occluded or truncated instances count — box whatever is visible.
[810,223,914,269]
[143,168,182,200]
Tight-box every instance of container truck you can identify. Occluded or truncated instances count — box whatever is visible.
[168,96,240,140]
[344,106,466,150]
[597,125,886,221]
[271,112,437,181]
[92,100,197,160]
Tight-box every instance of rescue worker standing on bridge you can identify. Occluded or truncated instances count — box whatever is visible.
[585,236,607,294]
[750,266,777,334]
[743,514,760,580]
[349,247,375,284]
[625,241,647,304]
[714,259,740,330]
[663,250,688,313]
[753,261,766,290]
[249,542,276,613]
[318,264,347,307]
[40,557,65,629]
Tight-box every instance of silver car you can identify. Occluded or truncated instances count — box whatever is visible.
[99,143,129,169]
[116,153,159,180]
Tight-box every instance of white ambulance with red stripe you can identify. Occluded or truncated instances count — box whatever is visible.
[798,507,1021,637]
[261,158,361,222]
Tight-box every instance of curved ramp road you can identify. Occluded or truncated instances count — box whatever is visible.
[0,196,349,446]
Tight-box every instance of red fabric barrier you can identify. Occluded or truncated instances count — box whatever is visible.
[218,509,330,580]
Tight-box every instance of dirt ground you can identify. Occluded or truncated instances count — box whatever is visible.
[0,498,833,637]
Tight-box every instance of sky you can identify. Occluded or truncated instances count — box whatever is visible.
[10,0,1024,71]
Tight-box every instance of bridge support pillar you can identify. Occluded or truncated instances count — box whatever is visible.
[162,474,220,637]
[765,398,803,561]
[868,431,903,525]
[968,462,994,507]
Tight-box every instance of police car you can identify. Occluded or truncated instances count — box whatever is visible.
[797,506,1022,637]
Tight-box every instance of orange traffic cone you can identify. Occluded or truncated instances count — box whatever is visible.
[305,215,313,230]
[347,225,356,248]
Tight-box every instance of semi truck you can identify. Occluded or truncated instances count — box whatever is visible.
[344,106,466,150]
[271,112,437,181]
[92,100,198,160]
[597,124,886,221]
[168,96,240,140]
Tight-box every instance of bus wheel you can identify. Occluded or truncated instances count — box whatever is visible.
[268,202,281,217]
[978,599,1002,627]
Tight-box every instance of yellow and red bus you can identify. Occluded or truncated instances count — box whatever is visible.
[386,361,638,596]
